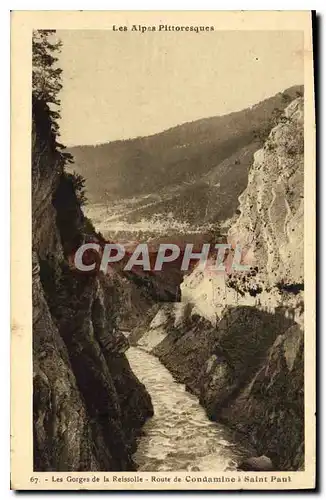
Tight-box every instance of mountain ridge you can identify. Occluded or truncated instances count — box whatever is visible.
[67,84,303,148]
[68,85,303,230]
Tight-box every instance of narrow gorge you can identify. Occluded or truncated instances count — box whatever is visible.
[31,28,304,474]
[32,94,304,473]
[32,96,252,473]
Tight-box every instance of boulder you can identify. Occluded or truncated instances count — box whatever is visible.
[239,455,274,471]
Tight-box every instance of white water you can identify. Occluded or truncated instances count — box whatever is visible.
[127,347,254,472]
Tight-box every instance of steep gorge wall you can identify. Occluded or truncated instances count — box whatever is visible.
[32,98,153,471]
[136,98,305,471]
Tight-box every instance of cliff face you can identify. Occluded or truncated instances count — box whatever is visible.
[228,96,304,298]
[32,99,153,471]
[135,98,304,471]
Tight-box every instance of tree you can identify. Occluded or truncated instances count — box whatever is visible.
[32,30,63,107]
[32,30,75,169]
[281,93,293,105]
[69,172,88,206]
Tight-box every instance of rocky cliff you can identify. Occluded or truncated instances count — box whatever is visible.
[32,98,153,471]
[134,97,304,471]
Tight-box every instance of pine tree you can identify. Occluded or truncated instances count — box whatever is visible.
[32,29,74,167]
[32,29,63,107]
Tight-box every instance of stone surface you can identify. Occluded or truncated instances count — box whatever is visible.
[32,99,153,471]
[238,455,274,472]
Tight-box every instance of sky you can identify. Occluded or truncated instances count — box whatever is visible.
[57,30,303,146]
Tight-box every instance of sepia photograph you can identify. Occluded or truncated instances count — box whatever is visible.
[11,10,316,491]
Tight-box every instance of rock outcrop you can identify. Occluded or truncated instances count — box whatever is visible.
[135,97,305,471]
[32,98,153,471]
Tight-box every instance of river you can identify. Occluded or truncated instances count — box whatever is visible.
[127,346,254,472]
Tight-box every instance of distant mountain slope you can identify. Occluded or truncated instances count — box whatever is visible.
[69,85,303,226]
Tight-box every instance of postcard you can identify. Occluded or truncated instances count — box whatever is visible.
[11,10,316,490]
